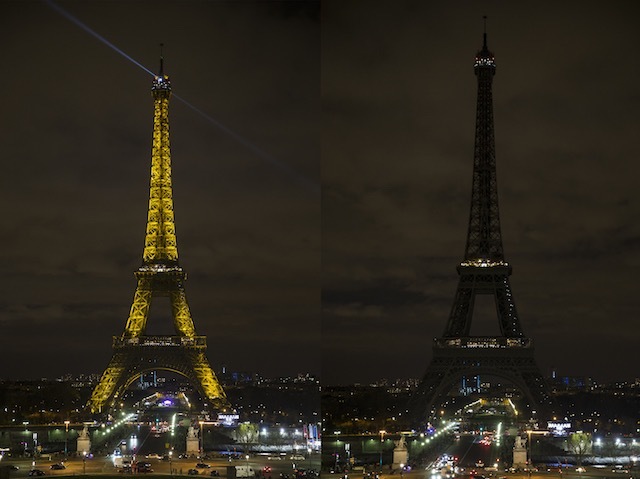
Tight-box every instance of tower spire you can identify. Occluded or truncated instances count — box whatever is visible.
[159,42,164,76]
[147,47,175,263]
[483,16,487,49]
[468,23,499,262]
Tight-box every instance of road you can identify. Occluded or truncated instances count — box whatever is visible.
[362,461,636,479]
[445,434,498,469]
[364,469,637,479]
[342,433,635,479]
[1,453,320,477]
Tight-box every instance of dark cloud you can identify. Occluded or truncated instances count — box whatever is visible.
[323,280,428,309]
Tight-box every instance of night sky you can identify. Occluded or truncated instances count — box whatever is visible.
[323,1,640,385]
[0,1,319,379]
[1,1,639,389]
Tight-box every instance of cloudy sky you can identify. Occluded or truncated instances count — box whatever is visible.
[1,0,639,389]
[323,1,640,384]
[0,1,319,379]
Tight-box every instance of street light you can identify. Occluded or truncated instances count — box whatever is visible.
[64,421,70,458]
[169,451,173,476]
[82,451,87,475]
[379,430,386,470]
[23,422,29,457]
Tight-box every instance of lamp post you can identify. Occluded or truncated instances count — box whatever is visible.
[83,451,87,475]
[527,430,532,479]
[379,430,386,470]
[64,421,70,458]
[169,451,173,476]
[22,422,29,458]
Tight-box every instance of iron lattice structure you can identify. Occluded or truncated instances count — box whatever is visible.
[87,61,230,414]
[411,33,554,423]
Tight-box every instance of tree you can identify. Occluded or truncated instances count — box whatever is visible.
[568,432,591,467]
[234,423,259,453]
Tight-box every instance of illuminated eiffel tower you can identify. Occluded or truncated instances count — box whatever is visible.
[87,55,230,414]
[411,29,555,423]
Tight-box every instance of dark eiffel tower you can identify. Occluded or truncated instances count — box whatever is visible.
[411,30,555,423]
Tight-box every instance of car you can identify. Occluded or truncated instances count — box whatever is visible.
[196,463,211,469]
[138,467,154,473]
[291,455,305,461]
[2,465,19,471]
[50,464,66,470]
[263,466,272,473]
[29,470,46,477]
[146,453,162,460]
[188,469,199,475]
[576,468,586,473]
[138,462,152,469]
[210,472,220,477]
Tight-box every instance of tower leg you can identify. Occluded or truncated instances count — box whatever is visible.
[170,290,196,337]
[189,350,229,409]
[123,285,153,338]
[87,352,127,414]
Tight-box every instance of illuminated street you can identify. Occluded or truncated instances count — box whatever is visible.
[1,453,321,477]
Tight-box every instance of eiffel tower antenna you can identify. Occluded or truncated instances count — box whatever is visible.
[410,25,555,424]
[87,52,230,415]
[483,15,488,48]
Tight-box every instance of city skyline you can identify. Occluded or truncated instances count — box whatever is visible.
[0,1,319,379]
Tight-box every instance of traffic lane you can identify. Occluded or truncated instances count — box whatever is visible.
[176,456,315,476]
[0,456,112,476]
[445,435,497,469]
[2,452,321,477]
[372,472,635,479]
